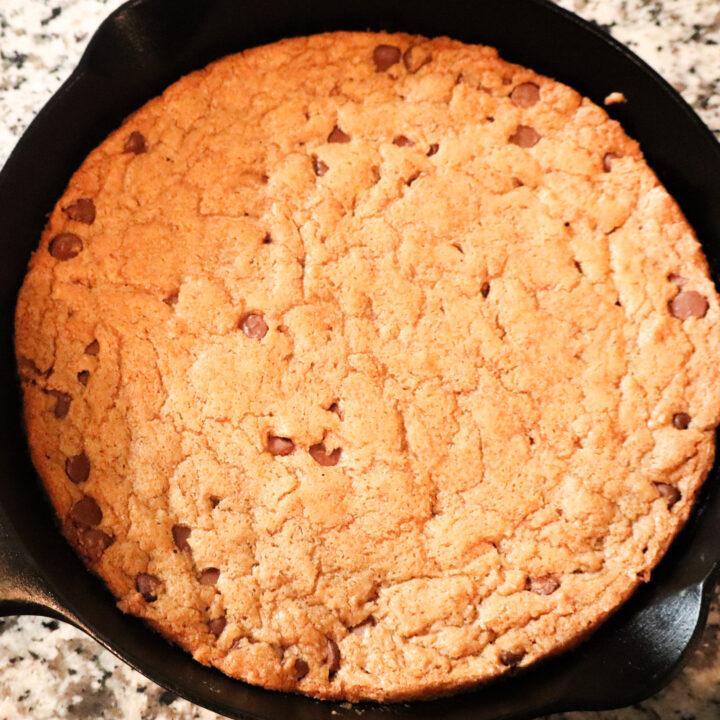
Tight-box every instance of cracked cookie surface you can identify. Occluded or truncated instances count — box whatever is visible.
[14,31,720,701]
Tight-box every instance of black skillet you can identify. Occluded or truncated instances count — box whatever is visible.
[2,0,720,718]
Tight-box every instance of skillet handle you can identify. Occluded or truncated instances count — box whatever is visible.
[0,511,70,620]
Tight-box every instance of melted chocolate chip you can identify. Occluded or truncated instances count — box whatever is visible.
[309,443,341,466]
[510,82,540,108]
[673,412,691,430]
[85,339,100,356]
[393,135,414,147]
[499,649,526,666]
[48,389,72,419]
[402,46,431,73]
[328,402,344,420]
[208,617,227,636]
[123,131,147,154]
[528,575,560,595]
[655,482,681,507]
[427,143,439,157]
[267,435,295,456]
[65,452,90,484]
[136,573,162,602]
[669,291,709,320]
[77,528,114,562]
[209,495,222,508]
[312,155,329,176]
[373,44,401,71]
[70,495,102,527]
[199,568,220,586]
[509,125,541,148]
[172,524,192,552]
[262,234,272,244]
[326,638,341,675]
[49,233,83,260]
[62,198,96,225]
[328,126,351,144]
[292,658,310,681]
[481,282,491,298]
[77,370,90,386]
[241,313,268,339]
[603,152,622,172]
[163,291,179,306]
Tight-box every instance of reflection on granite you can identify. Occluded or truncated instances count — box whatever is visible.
[1,0,719,718]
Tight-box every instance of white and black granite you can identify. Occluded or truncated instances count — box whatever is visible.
[1,1,719,718]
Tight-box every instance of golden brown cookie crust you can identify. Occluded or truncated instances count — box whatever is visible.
[14,31,720,701]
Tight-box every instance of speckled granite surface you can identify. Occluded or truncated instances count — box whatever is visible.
[1,1,719,718]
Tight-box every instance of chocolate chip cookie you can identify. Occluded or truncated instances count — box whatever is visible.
[15,31,720,701]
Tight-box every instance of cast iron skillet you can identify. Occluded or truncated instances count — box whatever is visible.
[1,0,720,718]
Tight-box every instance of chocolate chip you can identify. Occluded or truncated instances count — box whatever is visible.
[172,524,192,552]
[499,649,526,666]
[673,412,691,430]
[669,291,709,320]
[267,435,295,456]
[163,291,179,306]
[328,126,351,144]
[510,82,540,108]
[427,143,439,157]
[77,528,114,562]
[326,638,341,675]
[292,657,310,681]
[328,402,344,420]
[18,356,42,379]
[62,198,96,225]
[668,273,686,286]
[481,282,491,298]
[123,131,147,154]
[209,495,222,508]
[208,617,227,636]
[373,45,401,72]
[509,125,541,148]
[48,233,83,260]
[312,155,328,176]
[603,152,622,172]
[136,573,162,602]
[199,568,220,586]
[240,313,268,339]
[85,339,100,356]
[351,616,375,638]
[70,495,102,527]
[48,390,72,419]
[406,171,421,186]
[655,482,681,507]
[528,575,560,595]
[77,370,90,386]
[65,452,90,484]
[309,443,341,466]
[393,135,414,147]
[262,234,272,244]
[402,46,431,73]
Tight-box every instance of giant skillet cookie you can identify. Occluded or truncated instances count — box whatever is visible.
[14,31,720,702]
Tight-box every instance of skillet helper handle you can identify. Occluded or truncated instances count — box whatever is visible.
[0,512,66,619]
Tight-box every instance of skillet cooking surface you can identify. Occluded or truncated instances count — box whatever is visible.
[1,1,720,718]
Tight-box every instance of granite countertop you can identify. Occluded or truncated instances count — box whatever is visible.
[1,1,719,718]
